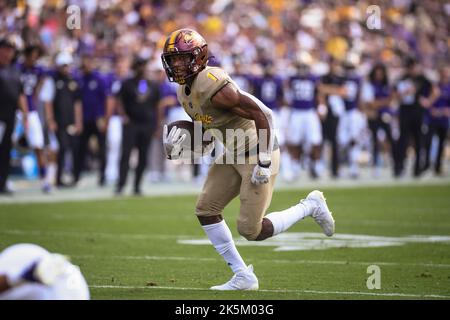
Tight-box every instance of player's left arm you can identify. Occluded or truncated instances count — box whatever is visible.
[18,94,29,133]
[74,99,83,135]
[212,83,274,161]
[0,254,70,293]
[0,261,40,293]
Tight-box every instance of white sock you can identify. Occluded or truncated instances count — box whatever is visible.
[292,159,301,177]
[202,220,247,274]
[281,151,292,177]
[349,145,360,176]
[265,199,316,236]
[46,163,57,185]
[313,160,323,176]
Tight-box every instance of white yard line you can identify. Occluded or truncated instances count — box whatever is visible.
[2,228,450,268]
[88,285,450,299]
[6,212,450,229]
[0,229,181,240]
[72,254,450,269]
[76,255,217,262]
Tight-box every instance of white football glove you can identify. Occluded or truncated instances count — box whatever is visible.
[34,254,70,286]
[163,124,187,160]
[7,254,69,287]
[251,163,271,185]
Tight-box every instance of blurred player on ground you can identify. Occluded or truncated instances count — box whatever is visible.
[0,243,89,300]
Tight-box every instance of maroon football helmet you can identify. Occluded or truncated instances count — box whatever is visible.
[161,29,208,84]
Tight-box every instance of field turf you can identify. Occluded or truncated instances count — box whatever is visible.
[1,184,450,300]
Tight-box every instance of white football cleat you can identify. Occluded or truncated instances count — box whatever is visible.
[210,265,259,291]
[306,190,335,237]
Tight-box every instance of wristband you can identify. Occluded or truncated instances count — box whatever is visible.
[258,160,271,168]
[258,152,272,167]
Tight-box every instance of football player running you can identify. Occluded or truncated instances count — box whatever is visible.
[161,29,335,290]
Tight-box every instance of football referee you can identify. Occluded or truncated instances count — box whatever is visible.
[115,57,161,195]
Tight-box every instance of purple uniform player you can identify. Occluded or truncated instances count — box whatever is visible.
[77,70,107,124]
[285,69,323,179]
[19,63,45,112]
[19,45,51,192]
[343,76,361,111]
[424,69,450,175]
[366,63,396,174]
[338,66,366,178]
[252,75,283,111]
[233,73,254,95]
[289,74,319,110]
[74,55,108,186]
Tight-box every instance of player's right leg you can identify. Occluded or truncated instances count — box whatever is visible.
[235,149,334,239]
[347,109,367,178]
[26,111,50,193]
[284,109,302,181]
[43,128,58,188]
[196,162,258,290]
[105,115,122,184]
[305,109,323,179]
[265,191,335,237]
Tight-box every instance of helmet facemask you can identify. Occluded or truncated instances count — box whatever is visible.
[161,45,207,85]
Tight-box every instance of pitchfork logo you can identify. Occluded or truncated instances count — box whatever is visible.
[183,33,194,44]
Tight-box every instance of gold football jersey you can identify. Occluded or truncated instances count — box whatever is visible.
[176,66,259,158]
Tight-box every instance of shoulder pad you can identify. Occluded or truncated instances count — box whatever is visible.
[195,67,230,100]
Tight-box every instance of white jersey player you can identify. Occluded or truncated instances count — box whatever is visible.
[0,244,89,300]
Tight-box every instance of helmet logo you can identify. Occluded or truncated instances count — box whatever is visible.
[183,33,193,44]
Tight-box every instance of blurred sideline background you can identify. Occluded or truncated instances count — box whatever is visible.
[0,0,449,202]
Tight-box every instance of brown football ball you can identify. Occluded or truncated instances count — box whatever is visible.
[166,120,208,152]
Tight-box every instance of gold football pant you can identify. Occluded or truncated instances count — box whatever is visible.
[195,149,280,240]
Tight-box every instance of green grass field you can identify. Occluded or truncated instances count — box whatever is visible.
[1,184,450,300]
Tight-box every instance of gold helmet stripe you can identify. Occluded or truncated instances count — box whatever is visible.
[167,30,180,51]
